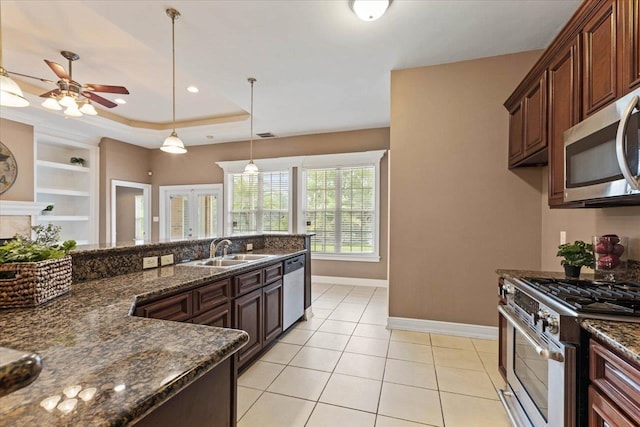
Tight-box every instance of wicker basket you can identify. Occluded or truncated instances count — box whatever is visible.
[0,256,72,308]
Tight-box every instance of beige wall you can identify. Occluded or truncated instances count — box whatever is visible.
[540,167,640,271]
[0,118,34,201]
[150,128,390,280]
[389,51,544,327]
[99,137,151,243]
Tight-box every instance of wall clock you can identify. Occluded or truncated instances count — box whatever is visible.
[0,141,18,195]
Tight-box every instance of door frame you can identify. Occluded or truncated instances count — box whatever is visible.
[110,180,152,244]
[159,184,223,240]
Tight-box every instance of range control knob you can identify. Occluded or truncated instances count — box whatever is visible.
[546,316,559,334]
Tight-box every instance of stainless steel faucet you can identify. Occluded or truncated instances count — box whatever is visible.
[210,239,232,258]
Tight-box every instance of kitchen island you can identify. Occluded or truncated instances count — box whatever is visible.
[0,241,308,426]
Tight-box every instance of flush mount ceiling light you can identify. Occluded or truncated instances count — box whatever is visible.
[244,77,259,174]
[187,85,199,93]
[0,2,28,107]
[349,0,391,21]
[161,8,187,154]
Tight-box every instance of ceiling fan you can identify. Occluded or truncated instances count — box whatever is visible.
[7,50,129,116]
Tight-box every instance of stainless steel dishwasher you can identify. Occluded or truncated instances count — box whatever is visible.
[283,255,305,331]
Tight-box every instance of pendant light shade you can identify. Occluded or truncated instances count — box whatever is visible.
[244,77,259,174]
[161,131,187,154]
[42,96,62,110]
[0,69,28,107]
[79,101,98,116]
[161,7,187,154]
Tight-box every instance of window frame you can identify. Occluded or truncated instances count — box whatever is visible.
[158,184,223,240]
[298,151,384,262]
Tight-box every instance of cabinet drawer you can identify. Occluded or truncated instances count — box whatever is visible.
[191,303,231,328]
[590,339,640,424]
[589,385,637,427]
[234,270,263,297]
[135,292,192,321]
[264,263,283,284]
[194,279,230,315]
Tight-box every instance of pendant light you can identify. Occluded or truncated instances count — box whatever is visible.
[161,8,187,154]
[244,77,259,174]
[0,3,29,107]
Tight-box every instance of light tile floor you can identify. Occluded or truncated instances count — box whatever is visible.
[238,284,510,427]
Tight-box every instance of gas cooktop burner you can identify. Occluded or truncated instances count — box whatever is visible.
[522,277,640,316]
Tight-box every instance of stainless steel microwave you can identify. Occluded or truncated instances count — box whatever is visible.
[564,88,640,203]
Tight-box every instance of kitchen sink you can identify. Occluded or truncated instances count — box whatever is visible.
[193,259,249,267]
[227,254,275,261]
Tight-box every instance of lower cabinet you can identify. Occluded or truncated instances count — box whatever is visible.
[191,303,231,328]
[589,339,640,426]
[263,279,283,346]
[233,288,263,367]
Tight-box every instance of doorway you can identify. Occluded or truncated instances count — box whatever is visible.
[159,184,223,240]
[111,180,151,244]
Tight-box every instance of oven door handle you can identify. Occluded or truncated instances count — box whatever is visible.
[498,305,564,362]
[615,95,640,191]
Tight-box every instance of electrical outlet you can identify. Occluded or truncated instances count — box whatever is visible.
[143,256,158,269]
[160,254,174,266]
[246,243,253,251]
[560,231,567,245]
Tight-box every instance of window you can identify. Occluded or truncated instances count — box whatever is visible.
[134,194,145,241]
[229,171,290,235]
[159,184,223,240]
[303,166,376,258]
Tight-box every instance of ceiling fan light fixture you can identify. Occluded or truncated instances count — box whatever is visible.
[350,0,391,21]
[79,101,97,116]
[161,131,187,154]
[58,94,76,108]
[64,105,82,117]
[41,96,62,110]
[0,71,29,107]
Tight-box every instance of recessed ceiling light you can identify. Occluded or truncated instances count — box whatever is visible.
[115,98,127,104]
[187,86,199,93]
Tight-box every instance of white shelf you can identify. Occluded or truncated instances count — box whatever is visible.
[37,160,89,173]
[38,215,90,222]
[36,188,90,197]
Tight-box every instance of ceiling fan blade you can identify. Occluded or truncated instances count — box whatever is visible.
[44,59,70,80]
[6,70,56,84]
[39,89,61,98]
[82,91,117,108]
[84,84,129,94]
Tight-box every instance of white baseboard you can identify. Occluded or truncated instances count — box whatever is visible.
[387,316,498,340]
[312,275,388,288]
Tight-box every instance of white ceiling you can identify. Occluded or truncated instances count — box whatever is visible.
[1,0,581,149]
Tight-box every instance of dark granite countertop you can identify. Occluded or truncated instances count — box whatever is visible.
[581,319,640,366]
[0,249,303,426]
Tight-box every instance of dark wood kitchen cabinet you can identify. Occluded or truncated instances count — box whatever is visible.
[234,288,263,367]
[506,73,548,168]
[548,36,582,207]
[263,279,283,346]
[622,0,640,93]
[589,339,640,426]
[134,291,193,321]
[583,0,618,117]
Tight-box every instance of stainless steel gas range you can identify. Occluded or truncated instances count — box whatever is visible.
[497,276,640,427]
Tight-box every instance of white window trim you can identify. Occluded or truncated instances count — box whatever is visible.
[159,184,223,240]
[217,150,386,261]
[297,150,384,262]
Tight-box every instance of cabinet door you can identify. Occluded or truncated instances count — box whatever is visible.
[134,292,192,321]
[498,309,508,381]
[192,303,231,328]
[548,36,581,206]
[622,0,640,93]
[508,101,524,167]
[583,0,618,116]
[589,385,636,427]
[263,279,283,346]
[234,269,263,297]
[523,73,548,157]
[234,288,263,368]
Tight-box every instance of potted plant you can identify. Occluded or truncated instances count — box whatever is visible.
[70,157,86,167]
[41,204,54,215]
[556,240,595,278]
[0,225,76,308]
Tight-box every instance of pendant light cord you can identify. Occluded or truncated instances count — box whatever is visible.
[250,78,255,161]
[171,11,176,133]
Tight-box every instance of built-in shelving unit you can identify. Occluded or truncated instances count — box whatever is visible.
[35,133,99,244]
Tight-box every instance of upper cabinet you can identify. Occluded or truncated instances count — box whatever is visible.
[583,0,618,117]
[505,0,640,207]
